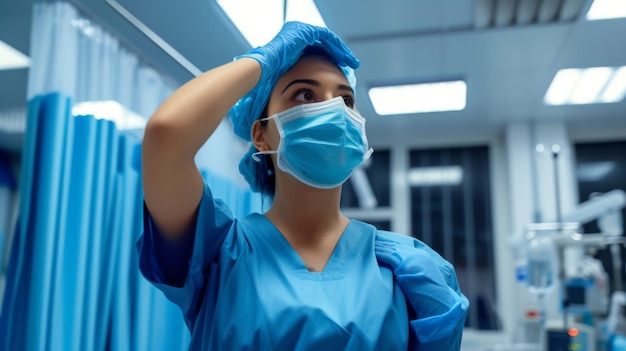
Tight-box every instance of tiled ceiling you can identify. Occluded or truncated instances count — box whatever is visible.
[1,0,625,148]
[474,0,588,28]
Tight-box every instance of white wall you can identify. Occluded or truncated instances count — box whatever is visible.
[500,121,582,340]
[195,118,250,188]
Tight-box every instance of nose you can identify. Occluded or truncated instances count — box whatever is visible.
[320,92,336,102]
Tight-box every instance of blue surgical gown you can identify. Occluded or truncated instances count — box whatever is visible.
[138,182,468,350]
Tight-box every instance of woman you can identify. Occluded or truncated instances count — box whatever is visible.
[138,21,468,350]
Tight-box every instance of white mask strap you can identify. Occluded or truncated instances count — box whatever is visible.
[259,115,274,123]
[252,150,277,162]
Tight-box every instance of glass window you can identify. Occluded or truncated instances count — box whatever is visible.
[410,146,498,330]
[341,149,391,208]
[575,140,626,294]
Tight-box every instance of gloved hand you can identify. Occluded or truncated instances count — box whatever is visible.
[238,21,360,85]
[229,21,360,141]
[375,236,469,350]
[376,240,456,317]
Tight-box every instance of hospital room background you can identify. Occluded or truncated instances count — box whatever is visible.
[1,0,625,350]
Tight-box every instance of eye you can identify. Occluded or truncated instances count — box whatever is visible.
[294,90,315,103]
[342,95,355,109]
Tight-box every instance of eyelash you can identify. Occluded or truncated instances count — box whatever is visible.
[342,96,355,108]
[293,89,355,108]
[294,89,314,103]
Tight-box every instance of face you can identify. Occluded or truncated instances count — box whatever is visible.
[252,55,355,153]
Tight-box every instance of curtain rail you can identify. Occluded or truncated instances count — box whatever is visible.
[105,0,202,77]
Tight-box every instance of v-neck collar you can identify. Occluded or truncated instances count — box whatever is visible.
[249,213,364,281]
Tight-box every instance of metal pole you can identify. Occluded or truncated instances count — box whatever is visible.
[552,145,569,330]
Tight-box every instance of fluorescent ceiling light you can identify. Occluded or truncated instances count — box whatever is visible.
[217,0,326,48]
[285,0,325,27]
[368,80,466,115]
[544,69,581,105]
[0,40,30,70]
[568,67,613,104]
[587,0,626,20]
[72,101,146,130]
[407,166,463,186]
[544,66,626,105]
[600,66,626,103]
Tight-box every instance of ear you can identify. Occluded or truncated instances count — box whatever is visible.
[251,120,270,152]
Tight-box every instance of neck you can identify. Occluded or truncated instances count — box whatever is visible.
[265,177,348,244]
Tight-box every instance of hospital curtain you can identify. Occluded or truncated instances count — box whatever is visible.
[0,92,258,350]
[0,92,157,350]
[26,1,175,118]
[0,2,259,350]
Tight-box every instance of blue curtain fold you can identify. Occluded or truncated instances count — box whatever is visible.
[0,92,258,350]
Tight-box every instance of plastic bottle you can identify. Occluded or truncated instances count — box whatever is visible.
[512,234,528,284]
[526,231,558,298]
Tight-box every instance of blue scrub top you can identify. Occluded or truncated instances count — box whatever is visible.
[138,182,468,350]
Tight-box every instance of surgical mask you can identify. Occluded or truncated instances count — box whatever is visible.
[252,96,373,189]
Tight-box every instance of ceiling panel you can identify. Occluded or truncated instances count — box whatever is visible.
[555,19,626,68]
[494,0,516,27]
[442,25,569,72]
[1,0,625,147]
[316,0,473,41]
[559,0,587,21]
[0,0,32,110]
[0,1,32,54]
[537,0,562,23]
[515,0,540,25]
[115,0,248,72]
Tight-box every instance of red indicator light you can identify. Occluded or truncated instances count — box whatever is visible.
[568,328,579,337]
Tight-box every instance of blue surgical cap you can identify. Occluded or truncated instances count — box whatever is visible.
[229,46,357,142]
[231,46,357,193]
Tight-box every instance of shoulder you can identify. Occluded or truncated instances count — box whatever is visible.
[375,230,417,246]
[226,212,276,249]
[375,230,437,258]
[348,219,378,234]
[375,230,461,292]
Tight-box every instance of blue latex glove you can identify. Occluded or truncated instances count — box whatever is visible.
[229,21,360,141]
[375,234,469,351]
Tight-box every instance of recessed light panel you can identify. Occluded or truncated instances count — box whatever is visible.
[368,80,467,115]
[544,66,626,105]
[587,0,626,20]
[217,0,326,48]
[600,67,626,103]
[0,40,30,70]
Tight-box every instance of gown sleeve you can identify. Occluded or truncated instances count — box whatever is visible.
[136,181,235,324]
[375,231,469,351]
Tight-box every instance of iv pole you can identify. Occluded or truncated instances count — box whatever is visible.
[551,144,569,331]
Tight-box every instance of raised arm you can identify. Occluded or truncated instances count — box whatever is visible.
[142,58,261,238]
[142,21,360,240]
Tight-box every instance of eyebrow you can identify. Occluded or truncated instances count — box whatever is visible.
[280,79,354,95]
[337,84,354,95]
